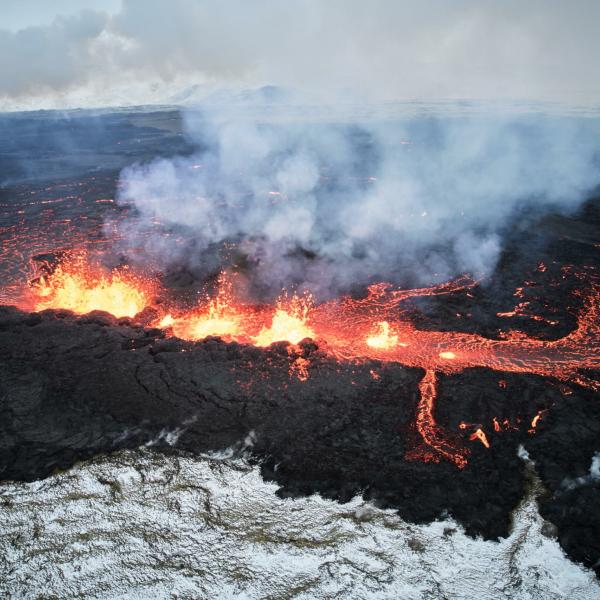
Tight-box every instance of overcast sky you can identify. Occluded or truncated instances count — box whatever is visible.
[1,0,599,110]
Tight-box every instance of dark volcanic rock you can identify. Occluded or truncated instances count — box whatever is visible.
[525,390,600,576]
[539,483,600,573]
[0,306,525,542]
[1,197,600,577]
[1,303,598,577]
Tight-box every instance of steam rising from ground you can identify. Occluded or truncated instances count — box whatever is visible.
[115,105,600,297]
[4,1,600,285]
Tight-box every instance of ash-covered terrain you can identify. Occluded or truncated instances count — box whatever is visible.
[1,107,600,597]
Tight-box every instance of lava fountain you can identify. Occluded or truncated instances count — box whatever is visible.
[17,255,600,470]
[28,254,154,319]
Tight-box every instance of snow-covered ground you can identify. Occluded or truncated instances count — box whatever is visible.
[1,449,598,599]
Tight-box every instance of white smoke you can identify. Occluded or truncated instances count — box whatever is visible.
[114,102,600,298]
[0,9,108,99]
[2,0,600,110]
[562,453,600,490]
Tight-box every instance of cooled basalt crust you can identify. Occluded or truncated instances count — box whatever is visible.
[0,301,599,574]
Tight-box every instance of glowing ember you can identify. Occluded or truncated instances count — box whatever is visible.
[469,428,490,448]
[439,351,457,360]
[530,410,547,431]
[31,258,150,318]
[289,355,310,381]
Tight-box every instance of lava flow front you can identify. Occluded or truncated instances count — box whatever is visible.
[15,255,600,470]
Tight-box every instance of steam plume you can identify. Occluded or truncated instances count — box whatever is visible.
[114,103,600,298]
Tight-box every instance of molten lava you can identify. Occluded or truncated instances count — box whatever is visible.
[254,294,314,347]
[156,273,244,342]
[30,257,151,318]
[366,321,402,349]
[15,255,600,471]
[190,314,240,340]
[469,428,491,448]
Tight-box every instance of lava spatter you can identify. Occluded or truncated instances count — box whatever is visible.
[28,253,154,319]
[16,255,600,469]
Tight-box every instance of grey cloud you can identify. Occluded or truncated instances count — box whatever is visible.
[2,0,600,107]
[3,1,600,297]
[0,10,108,98]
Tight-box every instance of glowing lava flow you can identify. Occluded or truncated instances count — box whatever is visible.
[29,257,152,318]
[408,369,468,468]
[308,276,600,468]
[20,258,600,470]
[152,272,599,469]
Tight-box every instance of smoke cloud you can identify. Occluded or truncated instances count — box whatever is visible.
[2,0,600,110]
[4,1,600,297]
[114,104,600,298]
[0,10,108,99]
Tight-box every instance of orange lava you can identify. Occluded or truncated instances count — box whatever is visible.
[29,256,152,318]
[469,428,491,448]
[156,273,245,342]
[18,256,600,470]
[409,369,469,468]
[366,321,403,349]
[154,277,315,347]
[254,293,314,347]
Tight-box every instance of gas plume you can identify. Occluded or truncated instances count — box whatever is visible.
[114,102,600,298]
